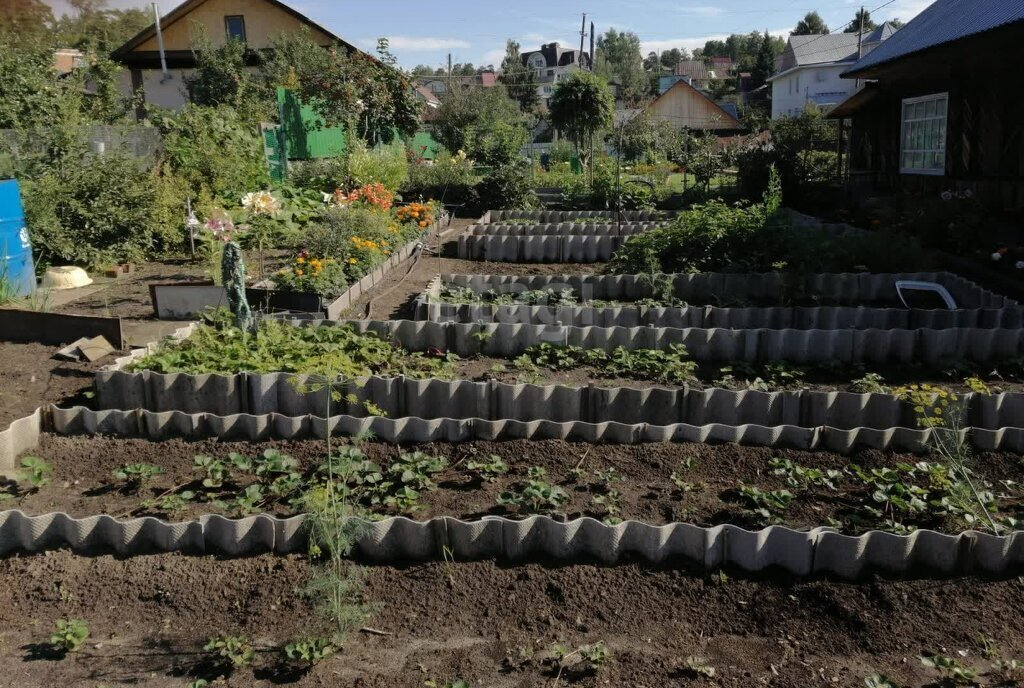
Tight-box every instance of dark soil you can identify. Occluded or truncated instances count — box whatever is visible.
[15,435,1024,535]
[53,258,210,320]
[0,341,108,429]
[0,551,1020,687]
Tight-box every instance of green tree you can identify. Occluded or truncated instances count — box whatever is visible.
[792,11,829,35]
[750,31,779,87]
[54,0,150,49]
[844,8,877,33]
[548,70,614,170]
[183,26,269,125]
[0,0,54,39]
[660,48,687,69]
[595,28,647,103]
[498,40,539,111]
[434,85,524,159]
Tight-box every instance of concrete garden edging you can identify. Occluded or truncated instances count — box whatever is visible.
[465,222,661,237]
[480,210,668,223]
[457,234,627,262]
[91,370,1024,430]
[0,509,1020,579]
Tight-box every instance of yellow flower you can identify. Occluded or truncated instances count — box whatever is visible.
[295,269,304,276]
[296,256,306,264]
[347,258,358,264]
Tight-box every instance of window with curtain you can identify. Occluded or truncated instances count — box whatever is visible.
[900,93,948,175]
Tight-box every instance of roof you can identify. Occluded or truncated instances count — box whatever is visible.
[674,60,710,80]
[844,0,1024,77]
[521,43,590,69]
[645,79,743,129]
[111,0,360,61]
[414,85,440,106]
[786,32,861,67]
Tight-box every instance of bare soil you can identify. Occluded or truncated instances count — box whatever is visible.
[0,341,108,429]
[342,219,608,321]
[14,435,1024,535]
[53,259,210,321]
[0,551,1020,687]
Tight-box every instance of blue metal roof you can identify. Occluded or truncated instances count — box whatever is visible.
[843,0,1024,76]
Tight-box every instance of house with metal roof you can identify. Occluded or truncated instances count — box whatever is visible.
[767,24,897,119]
[831,0,1024,210]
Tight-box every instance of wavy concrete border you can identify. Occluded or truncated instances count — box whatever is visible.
[466,223,660,237]
[111,317,1024,368]
[92,370,1024,430]
[457,234,628,262]
[434,272,1016,309]
[41,406,1024,454]
[0,510,1020,579]
[481,210,668,223]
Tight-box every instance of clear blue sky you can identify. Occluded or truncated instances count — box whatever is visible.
[48,0,932,67]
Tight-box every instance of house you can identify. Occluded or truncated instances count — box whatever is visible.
[413,85,441,122]
[767,24,898,119]
[111,0,362,111]
[53,49,85,75]
[658,60,730,94]
[413,72,497,99]
[830,0,1024,209]
[521,43,591,105]
[644,79,743,131]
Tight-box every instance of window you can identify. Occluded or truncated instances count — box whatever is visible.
[224,15,246,42]
[900,93,947,175]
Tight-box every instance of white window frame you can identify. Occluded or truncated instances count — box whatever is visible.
[899,93,948,176]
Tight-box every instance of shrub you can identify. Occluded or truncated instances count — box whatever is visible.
[303,206,393,258]
[346,138,408,191]
[476,159,537,211]
[23,151,158,266]
[152,104,268,203]
[402,151,480,209]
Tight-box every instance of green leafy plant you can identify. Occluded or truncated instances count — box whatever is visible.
[864,675,901,688]
[284,637,336,666]
[591,490,622,525]
[49,618,89,654]
[850,372,890,394]
[194,455,229,489]
[465,455,509,483]
[112,463,163,492]
[768,458,842,491]
[920,654,977,685]
[737,485,793,525]
[18,456,52,492]
[140,491,196,517]
[204,635,255,667]
[497,467,568,515]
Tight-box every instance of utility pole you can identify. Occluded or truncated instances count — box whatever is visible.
[855,7,864,88]
[447,53,453,93]
[579,13,587,66]
[590,21,595,70]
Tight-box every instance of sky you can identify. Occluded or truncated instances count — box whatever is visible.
[45,0,934,68]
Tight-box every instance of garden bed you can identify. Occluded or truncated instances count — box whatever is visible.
[0,340,106,428]
[0,552,1020,687]
[465,222,662,236]
[11,434,1024,537]
[480,209,668,223]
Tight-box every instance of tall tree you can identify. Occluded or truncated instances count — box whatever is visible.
[54,0,150,49]
[595,28,647,103]
[659,48,687,69]
[751,31,778,87]
[548,70,614,169]
[498,40,539,111]
[0,0,54,39]
[844,8,877,33]
[792,11,829,35]
[643,51,660,71]
[433,84,523,157]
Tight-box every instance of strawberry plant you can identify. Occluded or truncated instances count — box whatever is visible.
[465,455,509,483]
[497,467,568,515]
[49,618,88,654]
[18,456,52,492]
[736,485,793,525]
[204,635,255,667]
[284,637,336,665]
[112,463,163,492]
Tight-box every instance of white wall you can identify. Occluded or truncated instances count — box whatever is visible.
[770,64,857,119]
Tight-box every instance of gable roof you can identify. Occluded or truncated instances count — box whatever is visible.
[111,0,360,60]
[844,0,1024,77]
[674,60,710,80]
[645,79,742,129]
[787,32,861,66]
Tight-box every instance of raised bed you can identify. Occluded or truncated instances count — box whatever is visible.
[150,239,423,320]
[480,209,669,223]
[457,233,629,262]
[465,222,662,236]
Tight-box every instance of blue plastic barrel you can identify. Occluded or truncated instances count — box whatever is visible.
[0,179,35,297]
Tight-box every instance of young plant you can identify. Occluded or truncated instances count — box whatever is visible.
[140,491,196,517]
[682,655,716,678]
[284,637,336,666]
[204,635,255,667]
[497,467,568,515]
[591,490,622,525]
[18,456,52,492]
[863,675,901,688]
[551,641,612,681]
[49,618,89,654]
[736,485,793,525]
[112,463,163,492]
[850,372,889,394]
[465,455,509,483]
[193,455,229,489]
[920,654,977,685]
